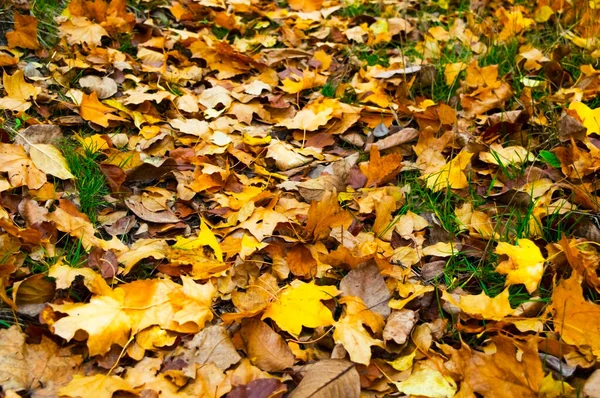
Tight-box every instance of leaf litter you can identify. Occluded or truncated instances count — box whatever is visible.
[1,0,600,396]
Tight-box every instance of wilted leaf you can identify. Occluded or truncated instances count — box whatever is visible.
[442,288,514,320]
[304,190,352,242]
[333,296,384,365]
[339,263,391,317]
[50,295,131,357]
[176,325,241,370]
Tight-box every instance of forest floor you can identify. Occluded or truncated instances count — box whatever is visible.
[1,0,600,396]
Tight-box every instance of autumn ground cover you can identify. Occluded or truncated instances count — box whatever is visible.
[3,0,600,396]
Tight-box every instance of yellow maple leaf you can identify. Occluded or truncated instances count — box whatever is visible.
[333,296,384,365]
[80,92,125,127]
[0,143,46,189]
[168,276,216,333]
[118,239,169,275]
[59,374,136,398]
[50,295,131,357]
[496,8,535,43]
[58,16,109,46]
[444,62,467,85]
[6,13,41,50]
[288,0,322,12]
[552,274,600,357]
[48,263,112,296]
[0,70,41,112]
[277,107,334,131]
[442,288,514,320]
[172,219,223,262]
[263,280,339,336]
[395,365,457,398]
[47,206,127,252]
[424,150,473,192]
[568,101,600,135]
[495,239,545,294]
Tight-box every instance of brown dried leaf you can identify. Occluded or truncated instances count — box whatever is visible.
[241,319,295,372]
[290,360,360,398]
[359,146,402,188]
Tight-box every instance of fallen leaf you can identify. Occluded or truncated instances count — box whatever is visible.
[495,239,545,293]
[286,244,317,278]
[0,70,41,112]
[333,296,384,365]
[263,280,339,337]
[58,374,136,398]
[445,335,543,398]
[6,13,41,50]
[442,288,514,320]
[175,325,241,370]
[79,75,118,99]
[303,190,352,242]
[29,143,75,180]
[360,146,402,188]
[288,0,323,12]
[339,263,391,317]
[50,294,131,357]
[0,143,46,189]
[395,365,457,398]
[0,326,82,396]
[58,16,109,46]
[552,274,600,357]
[383,309,418,345]
[241,319,295,371]
[290,360,360,398]
[80,92,125,127]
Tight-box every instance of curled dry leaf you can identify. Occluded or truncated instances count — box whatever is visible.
[383,309,418,345]
[79,75,119,99]
[125,195,180,224]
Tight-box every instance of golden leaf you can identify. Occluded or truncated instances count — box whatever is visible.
[263,280,339,336]
[495,239,545,293]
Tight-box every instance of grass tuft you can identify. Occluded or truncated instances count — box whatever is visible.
[62,140,109,224]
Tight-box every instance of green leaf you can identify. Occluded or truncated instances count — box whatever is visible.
[539,150,561,168]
